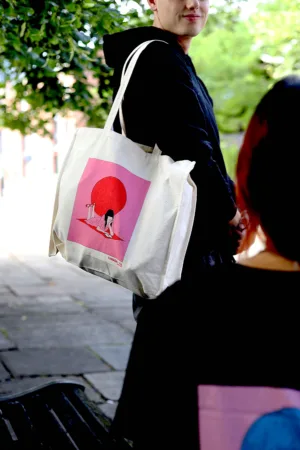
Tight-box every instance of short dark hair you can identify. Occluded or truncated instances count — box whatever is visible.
[237,75,300,261]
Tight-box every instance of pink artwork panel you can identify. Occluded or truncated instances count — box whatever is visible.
[68,158,151,263]
[198,385,300,450]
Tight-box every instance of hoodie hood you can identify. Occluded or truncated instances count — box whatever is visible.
[103,26,180,70]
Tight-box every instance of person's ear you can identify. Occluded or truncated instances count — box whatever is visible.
[148,0,158,12]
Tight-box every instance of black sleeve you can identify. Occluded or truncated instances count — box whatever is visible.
[227,175,237,203]
[152,48,237,222]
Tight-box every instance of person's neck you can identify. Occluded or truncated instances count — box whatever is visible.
[177,35,192,54]
[152,23,191,54]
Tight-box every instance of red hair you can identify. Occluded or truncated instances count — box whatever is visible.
[236,113,268,252]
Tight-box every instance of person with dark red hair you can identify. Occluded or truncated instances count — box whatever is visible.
[110,75,300,450]
[236,74,300,270]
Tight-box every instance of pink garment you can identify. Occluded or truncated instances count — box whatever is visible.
[86,215,107,231]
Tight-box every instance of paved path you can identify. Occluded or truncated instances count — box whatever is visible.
[0,176,135,419]
[0,252,134,419]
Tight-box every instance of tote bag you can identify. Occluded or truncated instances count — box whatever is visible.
[49,40,197,299]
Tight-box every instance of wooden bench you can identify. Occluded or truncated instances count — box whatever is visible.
[0,380,131,449]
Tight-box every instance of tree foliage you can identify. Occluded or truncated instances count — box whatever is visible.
[191,0,300,134]
[0,0,150,134]
[1,0,299,137]
[251,0,300,79]
[203,0,248,35]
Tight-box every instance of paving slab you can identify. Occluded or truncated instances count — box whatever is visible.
[99,402,118,420]
[84,372,125,401]
[3,321,133,348]
[0,269,45,286]
[53,284,110,296]
[10,284,65,296]
[90,345,131,371]
[0,362,10,381]
[1,348,110,376]
[0,295,17,305]
[0,312,99,329]
[0,286,11,294]
[90,307,134,322]
[73,285,132,309]
[0,330,16,350]
[119,318,136,334]
[0,295,86,315]
[5,277,46,286]
[0,268,35,277]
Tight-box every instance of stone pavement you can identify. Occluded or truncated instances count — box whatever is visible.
[0,251,135,420]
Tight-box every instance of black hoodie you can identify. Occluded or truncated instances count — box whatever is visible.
[103,26,237,267]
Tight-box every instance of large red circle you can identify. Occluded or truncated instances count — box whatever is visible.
[91,177,127,216]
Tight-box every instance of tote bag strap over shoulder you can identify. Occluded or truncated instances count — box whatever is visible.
[104,39,168,135]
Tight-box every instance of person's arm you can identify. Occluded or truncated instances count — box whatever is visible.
[152,50,237,223]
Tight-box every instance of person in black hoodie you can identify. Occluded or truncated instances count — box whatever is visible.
[103,1,243,448]
[103,0,243,321]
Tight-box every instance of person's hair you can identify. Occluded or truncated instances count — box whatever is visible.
[105,209,114,227]
[236,75,300,261]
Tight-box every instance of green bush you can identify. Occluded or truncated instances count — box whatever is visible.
[221,140,239,180]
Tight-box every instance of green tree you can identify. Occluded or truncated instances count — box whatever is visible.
[251,0,300,80]
[191,0,300,176]
[191,21,268,134]
[203,0,248,35]
[0,0,150,135]
[191,0,300,135]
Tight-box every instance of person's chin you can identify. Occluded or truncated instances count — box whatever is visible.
[179,22,204,37]
[181,28,202,37]
[190,27,203,37]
